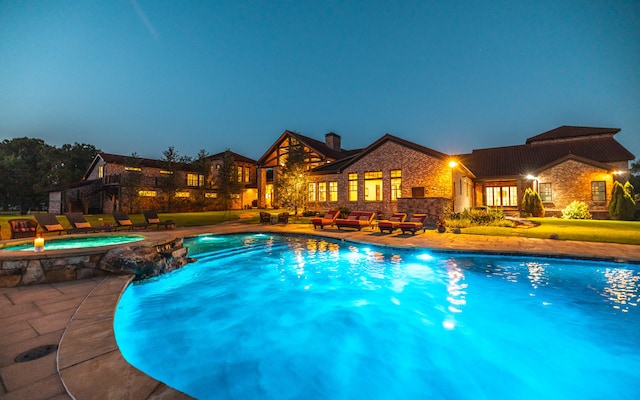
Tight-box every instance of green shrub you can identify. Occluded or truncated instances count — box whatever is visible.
[302,210,317,217]
[445,207,508,228]
[522,188,545,217]
[338,206,350,219]
[561,201,592,219]
[609,181,636,220]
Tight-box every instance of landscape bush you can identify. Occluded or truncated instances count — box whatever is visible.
[522,188,545,217]
[561,201,592,219]
[609,181,636,220]
[445,207,513,228]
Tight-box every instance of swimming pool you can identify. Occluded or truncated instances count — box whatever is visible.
[114,233,640,399]
[0,234,145,251]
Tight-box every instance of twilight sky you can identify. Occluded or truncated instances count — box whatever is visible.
[1,0,638,162]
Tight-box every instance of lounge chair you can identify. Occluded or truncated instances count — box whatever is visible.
[143,210,175,229]
[64,213,114,233]
[277,212,289,224]
[259,211,272,224]
[112,211,149,230]
[33,213,66,235]
[377,213,407,234]
[310,210,340,229]
[8,218,38,239]
[335,211,376,231]
[399,213,428,235]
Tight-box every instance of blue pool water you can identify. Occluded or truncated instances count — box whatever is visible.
[114,234,640,399]
[1,235,145,251]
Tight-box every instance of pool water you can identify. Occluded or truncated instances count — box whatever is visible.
[1,235,145,251]
[114,234,640,399]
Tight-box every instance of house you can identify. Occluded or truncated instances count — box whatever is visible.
[307,133,475,218]
[256,130,360,208]
[459,126,635,217]
[48,151,257,214]
[206,150,258,209]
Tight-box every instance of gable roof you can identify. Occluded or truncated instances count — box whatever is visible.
[257,130,359,165]
[525,125,620,144]
[82,152,192,180]
[310,133,457,175]
[207,150,256,164]
[460,128,634,179]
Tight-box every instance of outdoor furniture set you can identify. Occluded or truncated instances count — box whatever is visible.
[260,211,290,225]
[313,210,431,234]
[5,210,173,240]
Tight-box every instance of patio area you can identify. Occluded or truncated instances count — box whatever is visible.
[2,222,639,399]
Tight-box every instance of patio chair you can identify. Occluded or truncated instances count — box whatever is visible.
[277,212,289,224]
[310,210,340,229]
[398,213,428,235]
[259,211,272,224]
[112,211,149,230]
[143,210,175,229]
[8,218,38,239]
[64,213,114,233]
[335,211,376,231]
[377,213,407,234]
[33,213,66,235]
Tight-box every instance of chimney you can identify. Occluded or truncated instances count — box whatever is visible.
[325,132,341,151]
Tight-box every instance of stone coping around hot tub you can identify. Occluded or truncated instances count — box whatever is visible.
[0,231,191,287]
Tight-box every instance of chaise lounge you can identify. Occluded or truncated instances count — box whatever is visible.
[398,213,428,235]
[143,210,175,229]
[33,213,66,235]
[310,210,340,229]
[113,211,149,230]
[335,211,376,231]
[65,212,114,233]
[377,213,407,234]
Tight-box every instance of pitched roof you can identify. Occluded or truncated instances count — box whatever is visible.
[83,152,194,180]
[310,133,453,175]
[525,125,620,144]
[460,135,635,179]
[257,130,359,165]
[207,150,257,164]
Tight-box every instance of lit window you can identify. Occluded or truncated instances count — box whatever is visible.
[348,173,358,201]
[175,192,190,198]
[160,170,173,175]
[390,170,401,201]
[539,183,552,202]
[98,165,104,178]
[329,182,338,202]
[308,183,317,202]
[187,173,204,187]
[592,181,606,202]
[364,171,382,201]
[205,192,217,198]
[237,167,243,182]
[125,166,142,172]
[244,167,250,183]
[485,185,518,206]
[318,182,326,202]
[138,190,156,197]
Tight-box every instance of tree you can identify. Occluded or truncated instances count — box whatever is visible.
[158,146,191,212]
[0,137,56,213]
[630,159,640,199]
[119,153,144,212]
[216,150,244,211]
[609,180,636,220]
[522,188,545,217]
[51,143,100,187]
[274,143,308,215]
[191,149,210,209]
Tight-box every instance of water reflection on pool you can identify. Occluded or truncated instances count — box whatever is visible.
[1,235,145,251]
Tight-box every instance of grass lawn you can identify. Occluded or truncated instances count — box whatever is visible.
[1,211,638,245]
[461,218,640,245]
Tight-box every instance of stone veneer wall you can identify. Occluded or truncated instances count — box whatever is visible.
[308,141,453,216]
[0,237,190,287]
[397,197,452,226]
[537,159,613,216]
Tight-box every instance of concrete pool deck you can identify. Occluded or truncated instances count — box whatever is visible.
[1,222,639,399]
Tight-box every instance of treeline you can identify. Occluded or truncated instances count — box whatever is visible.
[0,137,99,213]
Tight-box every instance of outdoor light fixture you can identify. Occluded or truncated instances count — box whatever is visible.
[34,237,44,252]
[448,161,458,168]
[526,174,536,180]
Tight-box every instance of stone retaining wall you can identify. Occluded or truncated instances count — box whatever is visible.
[0,237,191,287]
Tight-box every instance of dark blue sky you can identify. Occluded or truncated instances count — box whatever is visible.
[1,0,638,161]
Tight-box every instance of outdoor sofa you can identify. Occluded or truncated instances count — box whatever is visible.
[8,218,38,239]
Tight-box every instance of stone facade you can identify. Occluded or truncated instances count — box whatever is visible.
[537,159,613,217]
[307,140,463,216]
